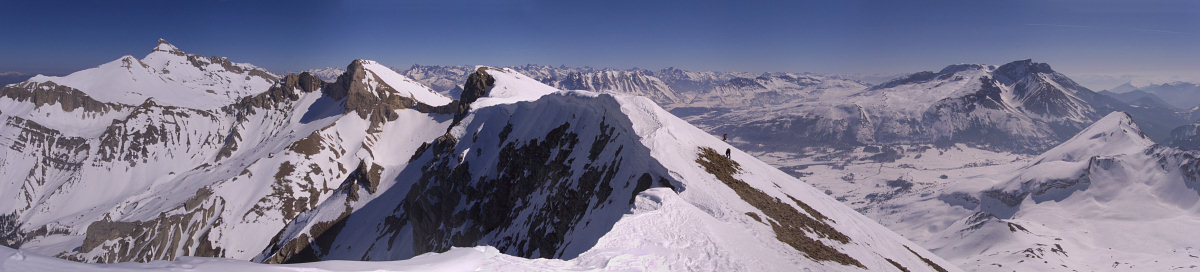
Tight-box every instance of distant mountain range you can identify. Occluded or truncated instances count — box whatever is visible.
[377,62,1197,154]
[1101,81,1200,110]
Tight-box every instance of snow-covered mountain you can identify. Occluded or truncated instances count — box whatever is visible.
[21,39,278,110]
[927,112,1200,270]
[0,40,454,263]
[677,60,1188,154]
[0,41,955,271]
[771,112,1200,271]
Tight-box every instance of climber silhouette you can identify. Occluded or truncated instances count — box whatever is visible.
[725,148,731,158]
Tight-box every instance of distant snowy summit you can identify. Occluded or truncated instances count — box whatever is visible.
[673,59,1189,154]
[22,39,279,109]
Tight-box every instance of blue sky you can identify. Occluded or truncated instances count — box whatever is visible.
[0,0,1196,89]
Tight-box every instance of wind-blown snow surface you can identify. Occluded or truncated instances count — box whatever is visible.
[773,112,1200,271]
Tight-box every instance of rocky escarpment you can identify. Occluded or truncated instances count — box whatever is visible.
[217,72,325,161]
[225,72,323,114]
[695,147,862,268]
[256,161,384,264]
[4,116,90,213]
[68,187,226,263]
[404,119,672,258]
[323,60,445,131]
[0,81,126,113]
[450,67,495,124]
[94,100,224,166]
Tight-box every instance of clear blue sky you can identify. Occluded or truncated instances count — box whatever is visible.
[1,0,1196,89]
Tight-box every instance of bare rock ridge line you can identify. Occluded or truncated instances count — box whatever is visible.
[695,147,863,268]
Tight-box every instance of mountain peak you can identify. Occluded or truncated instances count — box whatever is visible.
[1037,111,1154,162]
[937,63,988,75]
[330,59,452,106]
[153,38,183,55]
[1110,81,1139,92]
[996,59,1055,78]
